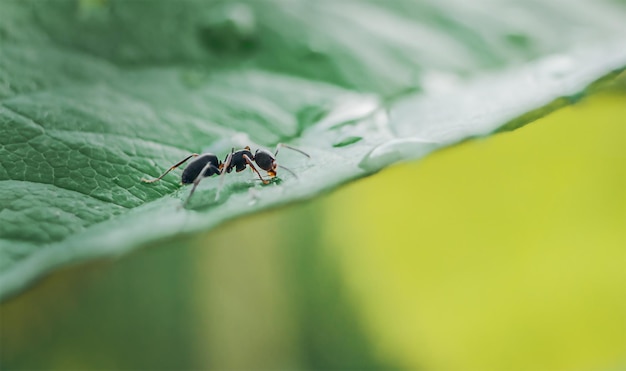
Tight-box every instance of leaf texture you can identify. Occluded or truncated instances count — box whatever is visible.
[1,0,625,300]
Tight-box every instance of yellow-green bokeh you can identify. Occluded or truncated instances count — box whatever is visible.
[322,93,626,370]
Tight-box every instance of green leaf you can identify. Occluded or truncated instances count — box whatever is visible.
[1,0,625,300]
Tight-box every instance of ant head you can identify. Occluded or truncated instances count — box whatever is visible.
[254,149,277,173]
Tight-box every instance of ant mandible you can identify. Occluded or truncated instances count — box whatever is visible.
[141,143,309,207]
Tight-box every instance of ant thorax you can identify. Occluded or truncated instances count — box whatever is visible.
[226,148,254,173]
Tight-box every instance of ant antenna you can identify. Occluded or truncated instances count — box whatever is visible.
[278,165,298,179]
[274,143,310,158]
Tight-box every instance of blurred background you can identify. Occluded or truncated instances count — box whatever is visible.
[1,87,624,370]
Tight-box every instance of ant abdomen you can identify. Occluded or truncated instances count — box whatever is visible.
[181,154,220,184]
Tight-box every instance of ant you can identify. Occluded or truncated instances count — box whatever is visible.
[141,143,309,207]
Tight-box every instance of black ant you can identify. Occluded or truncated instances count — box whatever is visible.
[141,143,309,207]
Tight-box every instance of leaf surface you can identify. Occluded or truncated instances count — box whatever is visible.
[1,0,626,300]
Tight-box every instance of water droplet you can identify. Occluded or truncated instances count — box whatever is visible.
[315,95,381,131]
[358,138,440,172]
[333,136,362,148]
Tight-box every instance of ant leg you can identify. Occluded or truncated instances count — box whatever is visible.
[142,153,199,183]
[215,151,233,201]
[274,143,310,158]
[182,162,220,208]
[243,154,269,184]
